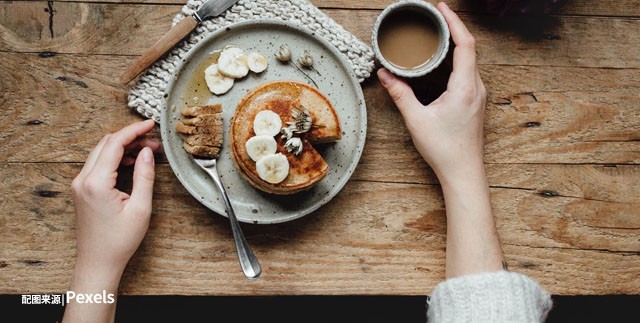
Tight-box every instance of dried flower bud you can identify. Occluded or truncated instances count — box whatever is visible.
[287,106,312,134]
[284,137,303,156]
[298,50,313,67]
[275,44,292,62]
[280,125,294,141]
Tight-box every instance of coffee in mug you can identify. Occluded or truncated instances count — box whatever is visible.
[372,0,450,78]
[377,9,440,71]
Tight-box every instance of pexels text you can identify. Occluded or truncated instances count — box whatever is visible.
[66,291,115,304]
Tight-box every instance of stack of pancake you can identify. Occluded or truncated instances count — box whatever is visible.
[230,81,341,195]
[175,104,224,158]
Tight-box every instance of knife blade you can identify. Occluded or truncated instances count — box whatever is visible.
[120,0,241,84]
[194,0,239,22]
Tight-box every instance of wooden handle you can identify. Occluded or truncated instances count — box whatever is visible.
[120,16,198,84]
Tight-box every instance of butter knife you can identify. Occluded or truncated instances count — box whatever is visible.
[120,0,240,84]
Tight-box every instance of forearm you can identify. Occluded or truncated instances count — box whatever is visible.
[62,261,123,323]
[436,160,504,279]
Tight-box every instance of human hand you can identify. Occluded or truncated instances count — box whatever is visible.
[378,2,487,181]
[70,120,159,277]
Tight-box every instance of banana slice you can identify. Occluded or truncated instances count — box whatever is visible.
[218,47,249,79]
[204,64,234,95]
[253,110,282,136]
[247,52,268,73]
[245,135,277,162]
[256,153,289,184]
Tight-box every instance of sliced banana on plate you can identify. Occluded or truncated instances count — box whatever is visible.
[253,110,282,137]
[247,52,268,73]
[218,47,249,79]
[245,135,277,162]
[256,153,289,184]
[204,64,234,95]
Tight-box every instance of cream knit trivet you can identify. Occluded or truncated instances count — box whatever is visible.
[127,0,376,122]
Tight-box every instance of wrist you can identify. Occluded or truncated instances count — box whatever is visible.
[433,156,486,188]
[71,258,124,292]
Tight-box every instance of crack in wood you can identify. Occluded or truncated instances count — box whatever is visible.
[523,121,542,127]
[583,225,640,230]
[493,98,512,105]
[55,76,88,88]
[517,91,538,102]
[583,139,640,143]
[537,189,631,204]
[538,190,560,197]
[517,261,539,268]
[34,188,61,198]
[491,185,536,191]
[38,52,56,58]
[46,1,55,39]
[44,222,62,232]
[504,242,640,255]
[21,259,46,266]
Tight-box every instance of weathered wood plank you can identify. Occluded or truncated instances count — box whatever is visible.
[0,52,141,163]
[317,0,640,17]
[0,163,637,295]
[2,0,638,299]
[22,0,640,17]
[1,2,640,68]
[1,52,638,167]
[0,1,177,55]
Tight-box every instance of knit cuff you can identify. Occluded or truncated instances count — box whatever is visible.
[427,271,552,323]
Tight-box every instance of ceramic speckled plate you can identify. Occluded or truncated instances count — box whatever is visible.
[161,20,367,224]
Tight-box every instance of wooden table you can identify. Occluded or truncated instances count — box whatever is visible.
[1,0,638,296]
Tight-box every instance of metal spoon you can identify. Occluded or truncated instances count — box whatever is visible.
[194,157,261,279]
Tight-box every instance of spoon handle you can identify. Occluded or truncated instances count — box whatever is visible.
[203,160,261,279]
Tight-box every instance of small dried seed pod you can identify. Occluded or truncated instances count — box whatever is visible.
[298,50,313,67]
[288,106,313,133]
[280,126,294,141]
[275,44,292,62]
[284,137,304,156]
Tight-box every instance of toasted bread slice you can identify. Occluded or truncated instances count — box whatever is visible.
[176,104,223,159]
[183,143,221,159]
[230,81,340,194]
[181,114,223,127]
[181,133,223,147]
[181,104,222,117]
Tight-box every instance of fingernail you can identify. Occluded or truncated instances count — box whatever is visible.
[378,69,393,86]
[142,147,154,164]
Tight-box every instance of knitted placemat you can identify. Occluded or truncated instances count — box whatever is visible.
[127,0,376,122]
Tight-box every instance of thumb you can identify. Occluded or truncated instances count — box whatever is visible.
[127,146,155,216]
[377,68,422,116]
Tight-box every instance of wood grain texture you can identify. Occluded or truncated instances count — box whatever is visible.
[1,0,639,296]
[1,163,638,295]
[23,0,640,17]
[1,52,638,166]
[119,14,197,84]
[1,2,640,69]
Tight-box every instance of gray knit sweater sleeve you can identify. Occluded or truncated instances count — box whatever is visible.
[427,271,552,323]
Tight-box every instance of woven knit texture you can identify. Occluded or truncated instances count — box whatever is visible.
[127,0,376,122]
[427,271,552,323]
